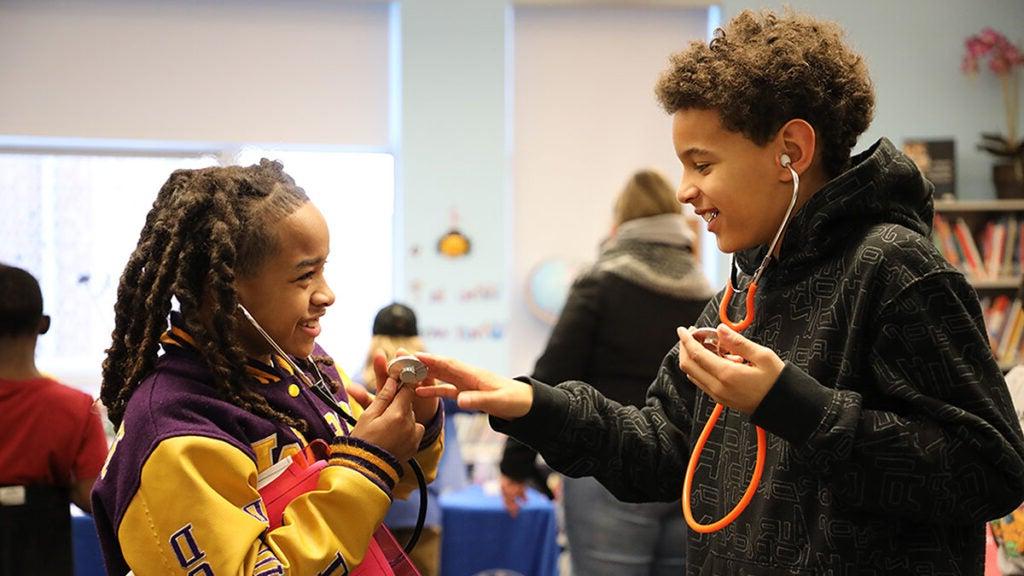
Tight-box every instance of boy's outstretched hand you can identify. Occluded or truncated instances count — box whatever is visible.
[412,353,534,421]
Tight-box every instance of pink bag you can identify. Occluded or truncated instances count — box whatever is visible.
[257,440,421,576]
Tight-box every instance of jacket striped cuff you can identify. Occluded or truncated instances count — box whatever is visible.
[418,406,444,451]
[328,437,403,497]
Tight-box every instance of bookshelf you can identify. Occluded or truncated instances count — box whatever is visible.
[933,199,1024,370]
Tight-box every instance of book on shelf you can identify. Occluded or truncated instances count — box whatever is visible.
[933,214,1023,281]
[932,214,961,267]
[953,217,985,278]
[1002,303,1024,364]
[982,295,1024,366]
[1003,216,1018,277]
[985,294,1012,346]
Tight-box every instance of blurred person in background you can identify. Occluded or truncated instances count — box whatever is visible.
[0,264,108,576]
[361,302,469,576]
[500,169,712,575]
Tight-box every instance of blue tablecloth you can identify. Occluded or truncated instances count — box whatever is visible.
[440,484,559,576]
[72,514,105,576]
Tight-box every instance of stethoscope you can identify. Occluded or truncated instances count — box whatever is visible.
[238,304,429,553]
[682,154,800,534]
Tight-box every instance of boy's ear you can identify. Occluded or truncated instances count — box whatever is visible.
[776,119,816,180]
[38,315,50,335]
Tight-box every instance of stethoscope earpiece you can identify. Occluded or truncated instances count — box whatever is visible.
[780,153,792,168]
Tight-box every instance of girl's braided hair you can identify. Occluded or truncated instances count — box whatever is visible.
[101,159,310,431]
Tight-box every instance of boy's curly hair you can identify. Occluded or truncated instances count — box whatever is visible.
[655,9,875,178]
[101,159,311,431]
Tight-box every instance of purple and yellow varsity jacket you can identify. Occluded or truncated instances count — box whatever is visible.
[91,316,443,575]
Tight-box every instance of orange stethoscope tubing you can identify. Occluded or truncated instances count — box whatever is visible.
[681,157,799,534]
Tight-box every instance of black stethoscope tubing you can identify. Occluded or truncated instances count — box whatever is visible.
[238,303,428,555]
[304,361,429,556]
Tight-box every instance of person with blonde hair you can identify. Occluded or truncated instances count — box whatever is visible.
[361,303,425,391]
[361,303,467,576]
[614,169,685,224]
[500,169,712,575]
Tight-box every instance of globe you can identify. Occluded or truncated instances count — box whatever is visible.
[526,258,580,325]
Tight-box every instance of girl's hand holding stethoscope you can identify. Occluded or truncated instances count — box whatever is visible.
[371,348,440,426]
[677,324,785,415]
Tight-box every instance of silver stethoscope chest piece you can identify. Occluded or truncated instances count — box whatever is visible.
[387,355,428,385]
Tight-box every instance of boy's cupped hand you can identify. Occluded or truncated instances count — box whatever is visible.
[677,324,784,415]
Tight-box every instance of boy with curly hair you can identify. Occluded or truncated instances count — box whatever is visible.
[413,9,1024,574]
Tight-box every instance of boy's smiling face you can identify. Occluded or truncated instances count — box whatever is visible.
[673,108,793,255]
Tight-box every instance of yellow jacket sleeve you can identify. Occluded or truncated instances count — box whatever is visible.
[394,421,444,501]
[119,435,396,575]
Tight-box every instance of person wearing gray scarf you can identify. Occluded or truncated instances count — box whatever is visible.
[500,169,712,576]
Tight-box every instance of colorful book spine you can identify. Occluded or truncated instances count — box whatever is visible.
[954,217,985,279]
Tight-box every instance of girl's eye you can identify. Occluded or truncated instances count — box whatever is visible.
[297,271,315,282]
[695,163,710,174]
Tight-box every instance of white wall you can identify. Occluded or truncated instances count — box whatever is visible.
[3,0,1021,384]
[0,0,390,146]
[720,0,1024,200]
[398,0,513,373]
[508,4,709,375]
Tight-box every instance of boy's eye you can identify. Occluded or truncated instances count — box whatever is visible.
[296,271,316,282]
[694,163,710,174]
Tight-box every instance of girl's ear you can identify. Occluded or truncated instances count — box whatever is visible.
[776,119,816,181]
[38,315,50,335]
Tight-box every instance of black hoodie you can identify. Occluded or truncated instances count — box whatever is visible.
[495,139,1024,575]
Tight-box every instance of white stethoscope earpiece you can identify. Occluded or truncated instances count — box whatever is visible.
[725,151,801,294]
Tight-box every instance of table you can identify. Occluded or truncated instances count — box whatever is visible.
[439,484,559,576]
[72,513,105,576]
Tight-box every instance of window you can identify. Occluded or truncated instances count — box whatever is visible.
[0,147,394,395]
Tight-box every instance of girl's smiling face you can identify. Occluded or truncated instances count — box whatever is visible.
[234,201,335,361]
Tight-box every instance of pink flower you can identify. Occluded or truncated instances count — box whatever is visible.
[1009,46,1024,66]
[962,28,1023,79]
[962,27,1022,148]
[966,38,987,58]
[962,54,979,74]
[991,56,1010,75]
[980,27,1002,47]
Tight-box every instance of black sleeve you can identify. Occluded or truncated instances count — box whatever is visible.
[531,271,602,384]
[492,345,698,504]
[498,271,603,486]
[499,438,540,481]
[752,271,1024,523]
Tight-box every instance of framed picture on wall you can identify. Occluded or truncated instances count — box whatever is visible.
[903,138,956,199]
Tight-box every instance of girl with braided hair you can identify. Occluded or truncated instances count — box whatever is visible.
[91,159,442,575]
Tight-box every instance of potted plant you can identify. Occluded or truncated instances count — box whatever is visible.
[963,28,1024,198]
